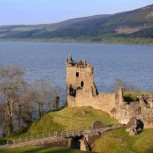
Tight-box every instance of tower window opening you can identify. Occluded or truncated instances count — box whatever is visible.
[76,72,79,77]
[81,81,84,87]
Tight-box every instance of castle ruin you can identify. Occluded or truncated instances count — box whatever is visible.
[66,55,153,128]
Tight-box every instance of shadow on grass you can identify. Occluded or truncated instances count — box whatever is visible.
[146,146,153,153]
[1,147,89,153]
[0,138,7,145]
[22,147,76,153]
[137,129,143,134]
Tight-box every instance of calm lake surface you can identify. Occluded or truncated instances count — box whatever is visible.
[0,42,153,95]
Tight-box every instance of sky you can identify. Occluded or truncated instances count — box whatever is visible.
[0,0,153,25]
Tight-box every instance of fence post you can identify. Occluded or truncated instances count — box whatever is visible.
[31,136,33,141]
[49,132,51,137]
[67,132,69,138]
[54,131,57,137]
[73,132,75,137]
[78,131,80,137]
[25,137,27,142]
[13,139,15,147]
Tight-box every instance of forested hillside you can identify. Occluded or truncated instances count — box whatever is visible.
[0,4,153,44]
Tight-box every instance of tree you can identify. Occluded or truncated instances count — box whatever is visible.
[31,81,53,117]
[53,96,60,110]
[0,102,5,131]
[113,79,139,92]
[113,79,127,92]
[14,88,33,130]
[0,66,63,135]
[52,85,62,110]
[0,66,26,135]
[31,82,62,116]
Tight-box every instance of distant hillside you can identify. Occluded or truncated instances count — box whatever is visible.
[0,4,153,44]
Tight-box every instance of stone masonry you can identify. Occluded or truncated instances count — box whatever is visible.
[66,55,153,128]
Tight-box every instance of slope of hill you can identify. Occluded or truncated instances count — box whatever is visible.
[1,107,153,153]
[92,129,153,153]
[27,106,117,135]
[0,4,153,44]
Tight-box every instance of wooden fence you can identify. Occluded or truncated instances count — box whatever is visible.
[0,125,124,149]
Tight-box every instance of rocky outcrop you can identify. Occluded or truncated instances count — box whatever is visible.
[126,117,144,135]
[91,121,105,130]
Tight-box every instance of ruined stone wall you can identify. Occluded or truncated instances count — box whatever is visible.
[66,57,98,107]
[67,90,99,109]
[98,93,117,113]
[115,99,153,128]
[67,90,120,113]
[141,107,153,128]
[66,65,94,89]
[66,56,122,118]
[66,56,153,128]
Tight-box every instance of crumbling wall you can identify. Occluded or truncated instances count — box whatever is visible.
[98,93,117,113]
[115,99,153,128]
[66,56,123,120]
[67,91,121,117]
[66,56,153,128]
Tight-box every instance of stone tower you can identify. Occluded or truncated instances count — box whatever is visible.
[66,55,98,107]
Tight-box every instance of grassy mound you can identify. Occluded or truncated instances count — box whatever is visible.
[124,92,140,102]
[123,91,149,102]
[27,106,118,135]
[92,129,153,153]
[0,147,92,153]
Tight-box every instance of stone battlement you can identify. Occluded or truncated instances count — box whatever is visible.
[66,54,93,68]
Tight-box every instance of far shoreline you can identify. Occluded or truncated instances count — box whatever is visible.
[0,38,153,47]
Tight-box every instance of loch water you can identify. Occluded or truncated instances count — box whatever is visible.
[0,42,153,94]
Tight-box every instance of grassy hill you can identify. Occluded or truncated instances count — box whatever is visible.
[92,129,153,153]
[0,4,153,44]
[1,106,153,153]
[0,106,117,153]
[26,106,118,136]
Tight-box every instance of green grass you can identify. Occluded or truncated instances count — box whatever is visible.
[0,137,8,145]
[123,91,149,102]
[27,106,118,136]
[1,130,153,153]
[92,129,153,153]
[0,147,91,153]
[0,106,118,145]
[124,92,140,102]
[92,137,131,153]
[1,107,153,153]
